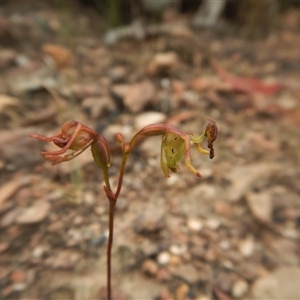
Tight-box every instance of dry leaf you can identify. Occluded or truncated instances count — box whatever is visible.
[0,176,30,210]
[0,94,20,112]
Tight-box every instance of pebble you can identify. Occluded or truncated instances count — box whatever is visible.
[157,251,170,265]
[171,264,199,284]
[107,66,127,82]
[169,255,181,266]
[205,218,221,230]
[134,209,165,234]
[124,80,156,113]
[147,52,179,76]
[31,246,47,259]
[238,236,255,257]
[231,279,249,298]
[187,218,203,232]
[251,266,300,299]
[175,283,189,300]
[169,244,187,256]
[226,163,279,202]
[246,191,272,222]
[142,259,158,276]
[134,112,166,129]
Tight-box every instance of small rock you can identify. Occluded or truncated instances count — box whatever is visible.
[111,84,130,99]
[82,96,116,118]
[16,201,50,224]
[251,266,300,299]
[169,255,181,266]
[134,209,165,234]
[205,218,221,230]
[238,236,255,257]
[214,271,235,293]
[169,243,187,256]
[226,163,280,202]
[148,52,179,76]
[231,279,249,298]
[180,90,200,107]
[11,282,27,292]
[175,283,189,300]
[135,112,166,129]
[31,246,47,259]
[142,259,158,276]
[171,264,200,284]
[47,220,64,232]
[83,191,96,206]
[45,250,80,269]
[157,251,170,265]
[187,218,203,232]
[124,80,156,113]
[107,66,127,82]
[246,191,272,222]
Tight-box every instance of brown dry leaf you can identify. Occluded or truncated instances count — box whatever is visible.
[210,57,284,95]
[0,94,20,112]
[16,201,51,224]
[0,176,31,210]
[42,44,75,68]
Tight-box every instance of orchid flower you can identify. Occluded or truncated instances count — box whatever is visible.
[28,120,110,171]
[116,119,218,178]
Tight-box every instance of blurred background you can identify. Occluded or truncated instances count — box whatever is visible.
[0,0,300,299]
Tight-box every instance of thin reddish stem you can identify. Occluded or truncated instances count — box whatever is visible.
[107,199,116,300]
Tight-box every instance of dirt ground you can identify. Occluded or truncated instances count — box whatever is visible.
[0,2,300,300]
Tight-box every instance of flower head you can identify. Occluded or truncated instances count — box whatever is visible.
[118,119,218,178]
[29,120,110,170]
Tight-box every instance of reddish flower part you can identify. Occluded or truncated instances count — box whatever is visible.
[29,120,110,170]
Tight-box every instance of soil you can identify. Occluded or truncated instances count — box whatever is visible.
[0,2,300,300]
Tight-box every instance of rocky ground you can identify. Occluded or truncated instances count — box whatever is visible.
[0,2,300,300]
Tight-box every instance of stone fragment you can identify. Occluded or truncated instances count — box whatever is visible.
[231,279,249,298]
[251,267,300,299]
[107,66,127,82]
[148,52,179,76]
[82,96,116,118]
[246,191,272,222]
[238,236,255,257]
[157,251,170,266]
[175,283,189,300]
[226,163,279,202]
[134,112,166,129]
[169,244,187,256]
[134,209,165,234]
[172,264,200,284]
[45,250,80,269]
[124,80,156,113]
[142,259,158,276]
[187,218,203,232]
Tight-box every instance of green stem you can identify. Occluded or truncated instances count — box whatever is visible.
[115,152,130,199]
